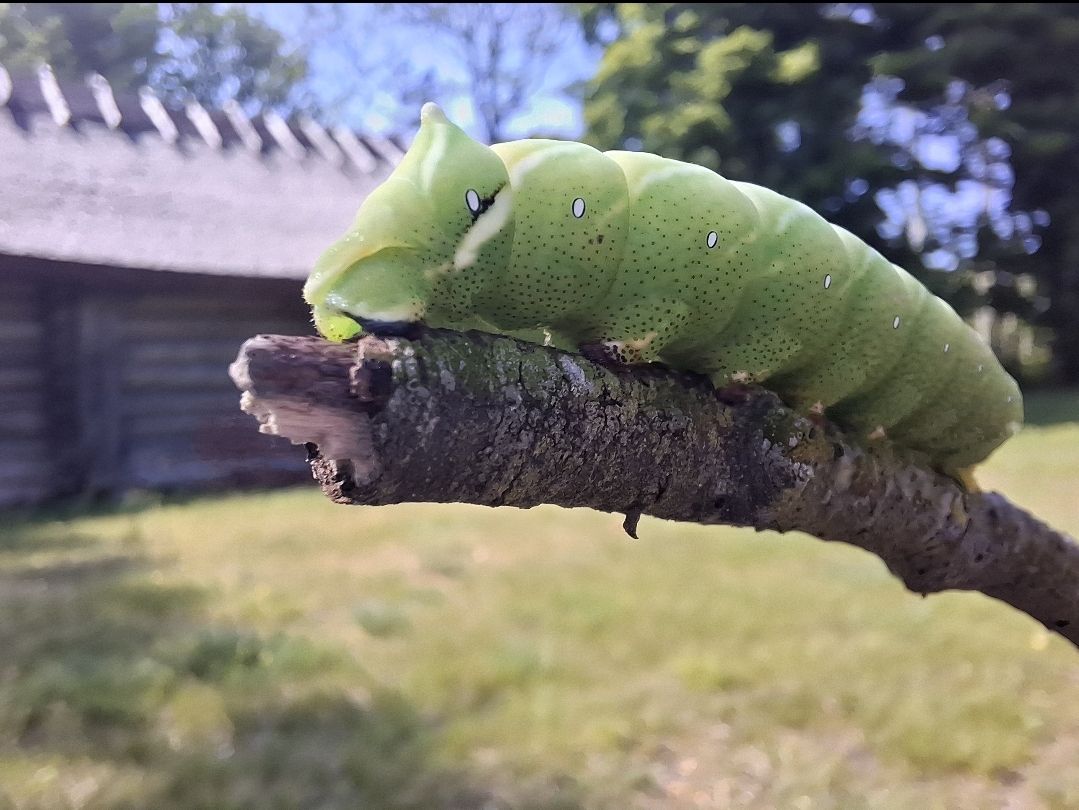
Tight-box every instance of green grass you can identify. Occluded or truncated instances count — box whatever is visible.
[1,392,1078,809]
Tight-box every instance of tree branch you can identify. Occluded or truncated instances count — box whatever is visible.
[229,329,1079,648]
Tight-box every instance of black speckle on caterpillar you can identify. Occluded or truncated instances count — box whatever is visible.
[304,102,1023,472]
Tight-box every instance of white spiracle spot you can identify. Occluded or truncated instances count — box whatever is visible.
[943,343,950,353]
[978,364,984,372]
[572,197,586,218]
[892,315,901,329]
[706,231,719,249]
[824,274,832,289]
[465,188,481,214]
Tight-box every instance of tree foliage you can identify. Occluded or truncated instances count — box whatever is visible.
[152,4,310,110]
[870,4,1079,381]
[582,4,1079,382]
[0,3,310,111]
[581,5,891,245]
[0,3,159,91]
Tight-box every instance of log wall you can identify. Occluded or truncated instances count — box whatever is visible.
[0,260,314,507]
[0,279,52,506]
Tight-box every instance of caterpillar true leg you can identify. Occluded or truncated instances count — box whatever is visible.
[583,296,693,364]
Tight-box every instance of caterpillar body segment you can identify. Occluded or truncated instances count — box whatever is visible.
[304,103,1023,470]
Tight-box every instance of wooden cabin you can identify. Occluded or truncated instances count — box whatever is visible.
[0,64,399,507]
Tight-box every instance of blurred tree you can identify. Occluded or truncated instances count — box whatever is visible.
[0,3,310,111]
[581,3,1074,382]
[0,3,160,90]
[870,4,1079,381]
[152,3,310,110]
[299,3,579,141]
[580,4,894,248]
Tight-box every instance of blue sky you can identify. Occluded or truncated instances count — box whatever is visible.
[252,3,600,141]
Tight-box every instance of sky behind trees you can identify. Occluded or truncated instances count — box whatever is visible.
[252,3,599,140]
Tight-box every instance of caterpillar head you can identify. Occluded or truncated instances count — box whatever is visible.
[304,103,514,341]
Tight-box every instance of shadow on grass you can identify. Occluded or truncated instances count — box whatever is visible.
[1,485,315,526]
[0,527,100,555]
[0,517,581,810]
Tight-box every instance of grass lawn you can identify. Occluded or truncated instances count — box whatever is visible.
[1,394,1078,809]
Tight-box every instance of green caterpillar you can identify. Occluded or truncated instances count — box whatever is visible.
[304,103,1023,472]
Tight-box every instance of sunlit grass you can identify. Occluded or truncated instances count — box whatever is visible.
[1,394,1077,808]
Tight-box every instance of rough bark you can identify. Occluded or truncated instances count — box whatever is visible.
[229,329,1079,648]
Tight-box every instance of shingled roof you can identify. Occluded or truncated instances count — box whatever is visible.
[0,64,403,279]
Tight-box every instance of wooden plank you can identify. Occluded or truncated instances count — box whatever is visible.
[0,484,53,508]
[125,445,305,488]
[0,319,43,342]
[128,412,216,439]
[0,280,36,296]
[0,296,39,317]
[127,338,258,366]
[120,390,240,418]
[123,316,313,341]
[0,391,44,415]
[0,366,44,391]
[0,281,38,309]
[128,296,262,318]
[0,300,39,321]
[2,254,305,299]
[125,421,305,472]
[0,410,47,438]
[128,292,303,318]
[133,439,297,462]
[0,273,316,504]
[0,438,51,464]
[0,343,42,367]
[77,295,124,493]
[121,362,236,390]
[0,457,53,485]
[190,415,301,461]
[117,291,310,494]
[127,413,300,456]
[38,280,84,499]
[0,278,51,506]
